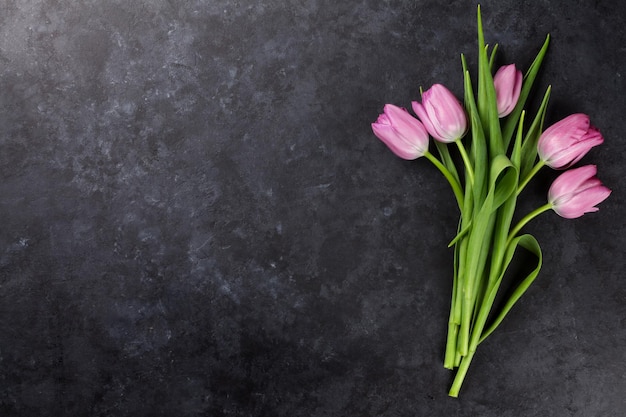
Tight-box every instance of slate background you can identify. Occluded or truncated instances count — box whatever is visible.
[1,0,625,416]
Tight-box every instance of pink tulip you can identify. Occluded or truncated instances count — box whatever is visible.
[537,114,604,169]
[371,104,429,160]
[548,165,611,219]
[412,84,467,143]
[493,64,522,117]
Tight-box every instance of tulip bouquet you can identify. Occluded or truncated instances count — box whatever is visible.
[371,6,611,397]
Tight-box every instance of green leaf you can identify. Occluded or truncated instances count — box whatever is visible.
[448,219,472,247]
[510,110,525,168]
[519,86,551,180]
[476,7,503,157]
[488,154,518,213]
[489,43,499,71]
[501,34,551,150]
[434,140,461,186]
[478,234,542,343]
[461,63,488,206]
[483,115,525,292]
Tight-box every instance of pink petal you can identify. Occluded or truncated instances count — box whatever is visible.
[548,165,597,203]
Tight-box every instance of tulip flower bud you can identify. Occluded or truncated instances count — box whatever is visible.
[537,114,604,169]
[493,64,523,117]
[371,104,429,160]
[548,165,611,219]
[412,84,467,143]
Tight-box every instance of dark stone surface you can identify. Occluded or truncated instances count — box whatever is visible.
[1,0,624,415]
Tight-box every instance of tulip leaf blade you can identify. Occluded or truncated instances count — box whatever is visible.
[479,234,543,343]
[511,110,525,168]
[502,34,551,150]
[434,140,461,186]
[461,63,488,206]
[489,154,518,213]
[520,86,551,180]
[489,43,499,72]
[448,219,473,247]
[485,114,526,290]
[476,7,503,157]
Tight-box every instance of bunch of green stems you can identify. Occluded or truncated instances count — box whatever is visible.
[430,7,552,397]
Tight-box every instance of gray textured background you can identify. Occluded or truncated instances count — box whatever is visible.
[1,0,625,416]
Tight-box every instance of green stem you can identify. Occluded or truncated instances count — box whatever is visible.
[445,223,462,369]
[458,292,471,357]
[453,232,468,333]
[457,205,496,356]
[455,237,469,356]
[444,321,458,369]
[424,151,464,210]
[455,141,475,186]
[517,160,545,195]
[448,349,476,397]
[507,203,553,245]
